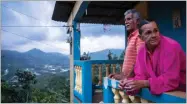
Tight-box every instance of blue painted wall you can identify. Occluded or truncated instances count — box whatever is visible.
[148,1,186,52]
[73,21,81,60]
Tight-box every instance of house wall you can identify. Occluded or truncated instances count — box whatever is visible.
[148,1,186,52]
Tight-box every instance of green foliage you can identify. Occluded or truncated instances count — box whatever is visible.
[112,54,118,60]
[1,80,19,103]
[119,50,125,60]
[14,69,37,102]
[31,88,59,103]
[1,70,70,103]
[107,50,113,60]
[31,76,70,103]
[80,52,91,60]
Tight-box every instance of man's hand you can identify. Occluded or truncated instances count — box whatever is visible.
[108,73,125,80]
[118,78,128,90]
[124,80,149,92]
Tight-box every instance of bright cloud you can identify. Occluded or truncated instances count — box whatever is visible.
[1,1,125,55]
[81,35,125,54]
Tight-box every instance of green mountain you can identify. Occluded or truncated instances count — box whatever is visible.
[1,49,69,80]
[1,48,123,80]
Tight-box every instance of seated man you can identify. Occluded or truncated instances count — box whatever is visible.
[119,20,186,95]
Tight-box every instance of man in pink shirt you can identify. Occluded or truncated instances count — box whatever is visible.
[109,9,144,103]
[109,9,144,80]
[119,20,186,95]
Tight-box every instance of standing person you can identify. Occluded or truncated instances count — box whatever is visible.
[108,9,144,103]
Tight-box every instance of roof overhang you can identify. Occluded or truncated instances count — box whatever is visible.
[52,1,140,25]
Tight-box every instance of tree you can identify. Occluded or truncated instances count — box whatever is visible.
[1,69,37,103]
[87,52,91,60]
[107,50,114,75]
[80,52,91,60]
[2,69,70,103]
[1,79,20,103]
[31,88,59,103]
[107,50,113,60]
[119,49,125,60]
[47,76,70,102]
[31,75,70,103]
[15,69,37,103]
[112,54,118,60]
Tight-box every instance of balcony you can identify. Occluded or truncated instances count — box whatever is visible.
[73,60,186,103]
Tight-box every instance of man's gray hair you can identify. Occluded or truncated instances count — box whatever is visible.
[124,9,141,20]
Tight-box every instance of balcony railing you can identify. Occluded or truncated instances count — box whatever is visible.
[73,60,186,103]
[73,60,123,103]
[103,77,186,103]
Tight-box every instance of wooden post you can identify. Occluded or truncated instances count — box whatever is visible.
[112,64,116,74]
[80,67,82,94]
[141,98,150,103]
[112,88,120,103]
[106,64,110,76]
[77,66,80,93]
[129,96,141,103]
[119,90,131,103]
[92,64,95,83]
[98,64,102,85]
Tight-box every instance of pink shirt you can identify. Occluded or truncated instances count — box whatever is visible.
[127,35,186,95]
[122,29,144,76]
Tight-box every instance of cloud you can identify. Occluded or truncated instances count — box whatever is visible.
[1,31,28,46]
[1,1,126,55]
[2,1,67,41]
[1,1,69,54]
[80,24,125,37]
[80,35,125,54]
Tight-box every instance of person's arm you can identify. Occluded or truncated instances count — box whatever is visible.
[124,51,148,95]
[130,49,147,80]
[121,52,132,77]
[148,46,181,95]
[122,37,144,78]
[124,37,144,78]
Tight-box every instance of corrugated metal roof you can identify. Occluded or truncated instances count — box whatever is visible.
[52,1,139,25]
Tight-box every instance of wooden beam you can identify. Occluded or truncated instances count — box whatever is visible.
[67,1,90,28]
[68,2,90,103]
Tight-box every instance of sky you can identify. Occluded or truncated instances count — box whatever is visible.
[1,1,125,55]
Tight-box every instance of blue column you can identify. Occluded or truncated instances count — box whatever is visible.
[82,61,92,102]
[103,78,114,103]
[73,21,81,60]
